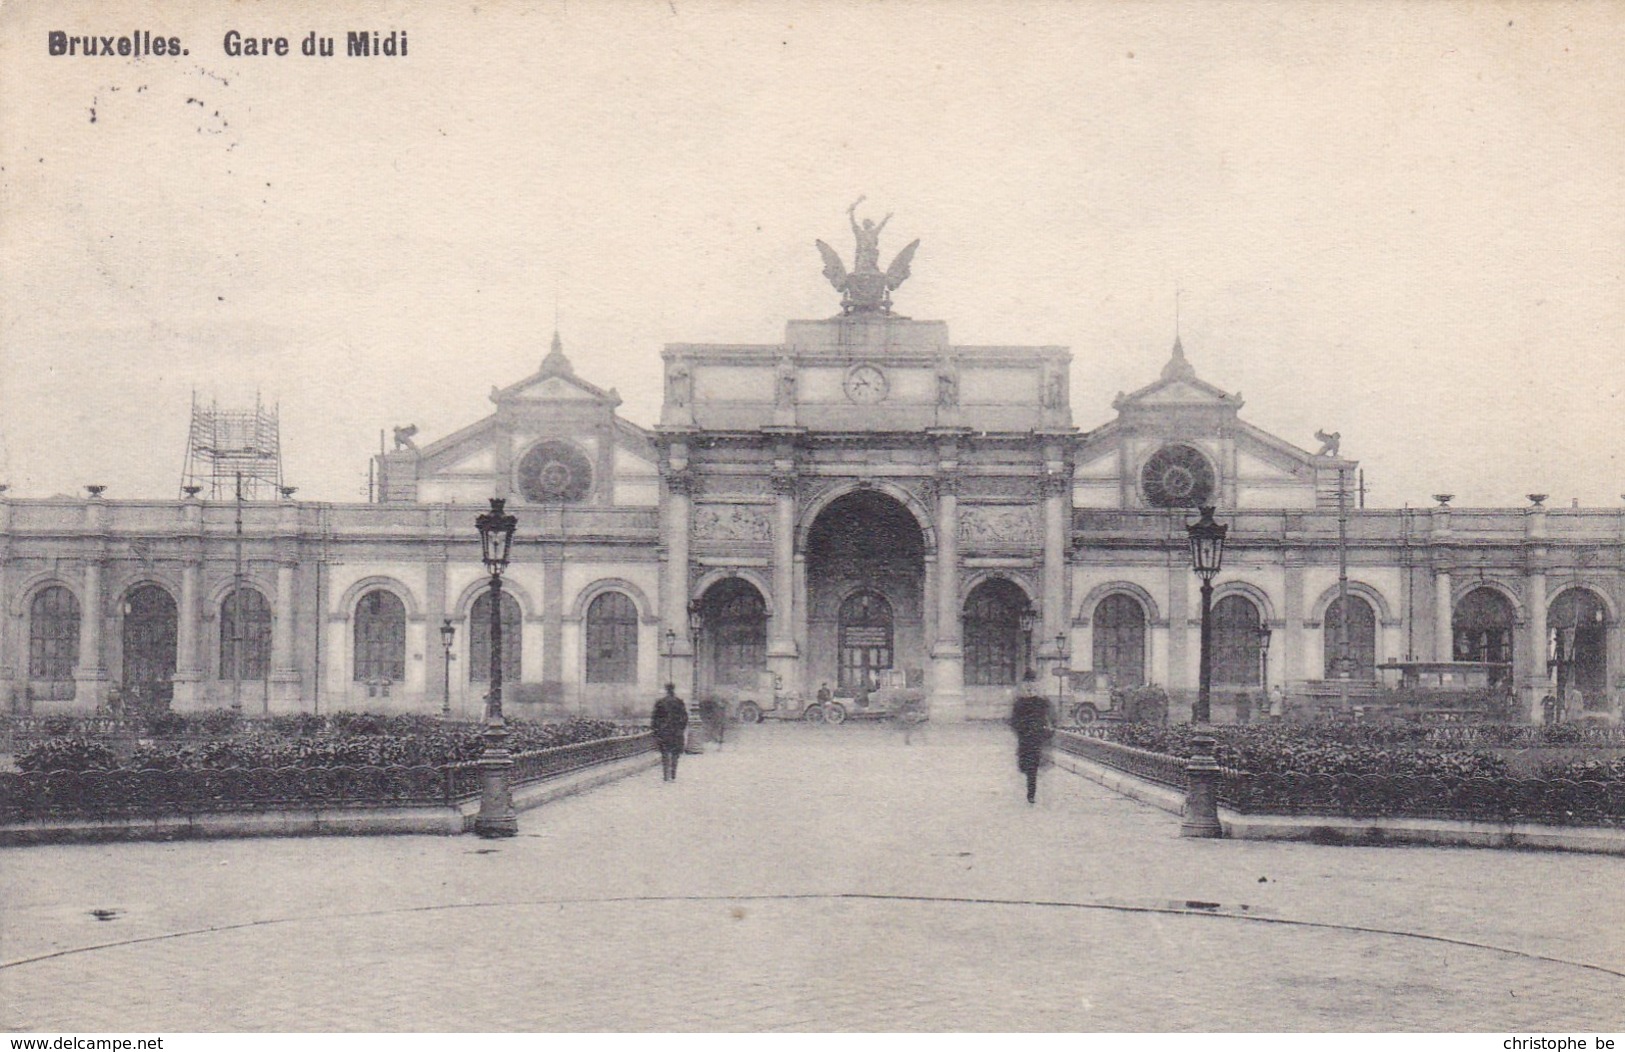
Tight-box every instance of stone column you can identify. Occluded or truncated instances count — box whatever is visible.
[171,496,205,708]
[1433,567,1453,663]
[1166,559,1190,695]
[661,446,695,695]
[768,471,800,690]
[75,558,108,710]
[1040,472,1069,658]
[931,473,965,721]
[793,552,809,673]
[542,544,565,704]
[268,559,300,708]
[1526,558,1548,723]
[171,561,203,709]
[269,496,303,708]
[1282,551,1305,684]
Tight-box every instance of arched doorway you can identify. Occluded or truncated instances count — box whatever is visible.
[122,584,177,708]
[1323,595,1377,680]
[1212,595,1262,688]
[1549,589,1608,711]
[1093,593,1147,688]
[806,491,925,696]
[963,578,1031,686]
[696,577,768,694]
[1453,587,1515,686]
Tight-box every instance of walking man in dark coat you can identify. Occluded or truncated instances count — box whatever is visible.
[652,683,689,782]
[1010,669,1054,804]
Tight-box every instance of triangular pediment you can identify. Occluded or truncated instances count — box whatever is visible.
[1134,380,1229,405]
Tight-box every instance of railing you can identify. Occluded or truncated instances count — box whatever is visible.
[1424,724,1625,747]
[1218,770,1625,828]
[1051,730,1188,791]
[0,732,655,823]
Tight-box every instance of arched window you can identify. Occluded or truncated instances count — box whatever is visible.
[29,586,80,683]
[1212,595,1262,687]
[706,580,767,688]
[1323,595,1377,680]
[469,590,522,684]
[963,579,1028,686]
[1452,587,1514,685]
[219,587,272,681]
[122,584,177,705]
[838,590,894,691]
[1093,593,1147,688]
[354,590,406,682]
[585,591,639,684]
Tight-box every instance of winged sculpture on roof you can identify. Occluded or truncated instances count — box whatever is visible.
[815,197,921,315]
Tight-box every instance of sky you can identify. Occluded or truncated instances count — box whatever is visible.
[1,0,1621,507]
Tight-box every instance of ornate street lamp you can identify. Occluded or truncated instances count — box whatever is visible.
[439,618,456,721]
[473,497,518,838]
[664,628,677,686]
[1186,506,1228,725]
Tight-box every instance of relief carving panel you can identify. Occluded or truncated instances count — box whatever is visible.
[959,505,1039,547]
[693,503,772,543]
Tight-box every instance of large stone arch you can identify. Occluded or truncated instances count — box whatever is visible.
[570,577,658,624]
[1451,579,1525,624]
[1075,581,1163,626]
[10,573,81,617]
[691,566,775,615]
[1547,583,1618,623]
[1207,580,1276,626]
[961,569,1037,608]
[205,573,277,610]
[450,577,537,621]
[1308,581,1397,627]
[112,571,183,610]
[795,480,937,554]
[334,575,423,621]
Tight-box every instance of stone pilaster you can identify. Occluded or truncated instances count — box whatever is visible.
[1040,471,1069,659]
[1433,566,1454,663]
[268,497,303,708]
[1526,556,1548,723]
[661,448,695,695]
[930,469,964,721]
[768,470,800,690]
[542,544,565,704]
[74,557,108,710]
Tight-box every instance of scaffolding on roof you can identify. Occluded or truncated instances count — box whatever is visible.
[179,392,284,500]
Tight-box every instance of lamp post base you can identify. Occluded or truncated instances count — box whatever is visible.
[474,720,517,838]
[1180,733,1224,839]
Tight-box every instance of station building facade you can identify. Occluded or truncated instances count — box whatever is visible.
[2,257,1622,723]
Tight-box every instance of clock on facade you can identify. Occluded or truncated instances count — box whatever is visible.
[844,364,888,404]
[1140,443,1215,508]
[516,440,592,503]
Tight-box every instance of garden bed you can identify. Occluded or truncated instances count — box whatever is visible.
[1,711,649,829]
[1086,722,1625,828]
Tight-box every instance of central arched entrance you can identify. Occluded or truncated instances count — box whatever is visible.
[806,490,925,698]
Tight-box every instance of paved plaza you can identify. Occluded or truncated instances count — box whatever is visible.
[3,723,1623,1031]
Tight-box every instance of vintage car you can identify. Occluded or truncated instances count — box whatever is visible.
[728,669,927,725]
[1054,669,1117,725]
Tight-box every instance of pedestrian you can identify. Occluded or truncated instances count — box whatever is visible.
[1010,669,1053,804]
[651,683,689,782]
